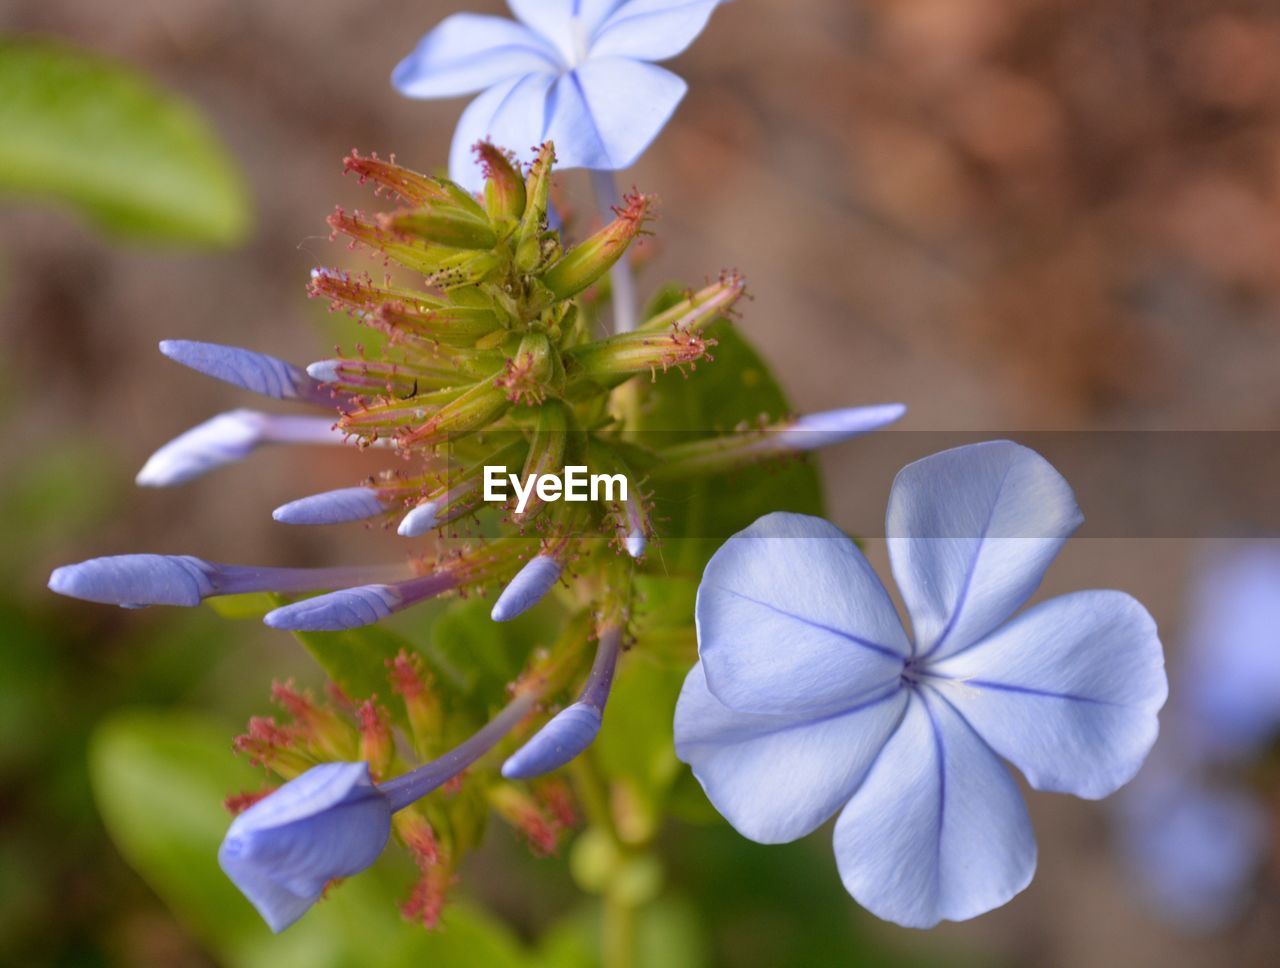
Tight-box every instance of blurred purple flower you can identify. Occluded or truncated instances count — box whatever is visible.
[1115,543,1280,931]
[392,1,731,190]
[1183,545,1280,760]
[675,441,1168,928]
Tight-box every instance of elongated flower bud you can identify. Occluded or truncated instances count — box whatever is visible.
[515,142,556,270]
[512,401,569,519]
[378,205,497,251]
[566,327,714,385]
[588,440,649,558]
[343,150,453,207]
[636,272,746,334]
[388,650,443,756]
[48,555,407,608]
[272,486,392,526]
[263,574,450,631]
[398,441,526,536]
[308,267,443,316]
[540,193,651,299]
[271,680,357,760]
[477,141,526,222]
[397,375,512,448]
[159,341,340,406]
[491,555,562,622]
[653,404,908,479]
[502,625,623,780]
[136,410,352,486]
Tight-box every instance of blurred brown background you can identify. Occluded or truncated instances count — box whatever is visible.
[3,0,1279,965]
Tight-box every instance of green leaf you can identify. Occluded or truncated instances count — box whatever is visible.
[89,708,536,968]
[638,320,824,573]
[0,38,251,245]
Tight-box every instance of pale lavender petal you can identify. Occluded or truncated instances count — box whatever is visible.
[675,663,908,843]
[591,0,728,62]
[159,340,335,405]
[933,590,1167,799]
[448,72,556,192]
[273,487,391,526]
[507,0,620,64]
[219,762,391,933]
[887,440,1083,662]
[491,555,562,622]
[544,58,686,171]
[392,13,559,99]
[696,512,909,718]
[833,689,1037,928]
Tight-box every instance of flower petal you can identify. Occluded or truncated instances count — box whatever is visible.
[544,58,686,171]
[220,763,391,933]
[674,663,908,843]
[887,441,1083,662]
[448,73,556,191]
[833,689,1036,928]
[932,590,1167,799]
[696,512,910,718]
[507,1,620,63]
[591,0,727,61]
[392,13,559,99]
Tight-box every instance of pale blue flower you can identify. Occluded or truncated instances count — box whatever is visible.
[674,440,1168,928]
[392,1,730,190]
[1118,763,1266,932]
[221,690,540,932]
[1114,544,1280,930]
[219,763,392,933]
[1182,545,1280,759]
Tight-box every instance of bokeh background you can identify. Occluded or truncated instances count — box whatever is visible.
[3,0,1279,965]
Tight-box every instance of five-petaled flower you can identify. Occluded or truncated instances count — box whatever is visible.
[393,0,730,190]
[674,440,1168,928]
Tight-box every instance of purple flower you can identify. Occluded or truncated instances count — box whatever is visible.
[219,763,392,933]
[222,691,541,931]
[674,441,1168,928]
[491,554,563,622]
[1182,545,1280,759]
[392,1,731,190]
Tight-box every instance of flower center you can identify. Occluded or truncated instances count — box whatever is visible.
[568,16,591,67]
[900,657,928,687]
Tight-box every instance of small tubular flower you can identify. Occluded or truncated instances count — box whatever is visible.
[136,410,351,487]
[393,1,732,189]
[159,340,340,406]
[48,555,407,608]
[222,687,542,933]
[674,441,1168,929]
[272,486,392,526]
[218,762,392,933]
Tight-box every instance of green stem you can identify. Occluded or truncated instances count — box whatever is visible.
[571,751,639,968]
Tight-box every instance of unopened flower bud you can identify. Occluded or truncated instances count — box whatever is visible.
[378,204,497,251]
[540,193,651,299]
[487,784,559,856]
[567,327,714,384]
[271,679,357,760]
[476,141,526,223]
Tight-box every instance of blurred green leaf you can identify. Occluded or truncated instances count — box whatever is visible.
[638,320,824,573]
[90,708,536,968]
[0,37,251,245]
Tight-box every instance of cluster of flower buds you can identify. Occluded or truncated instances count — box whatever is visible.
[49,142,905,932]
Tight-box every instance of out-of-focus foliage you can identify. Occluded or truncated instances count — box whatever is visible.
[0,37,250,245]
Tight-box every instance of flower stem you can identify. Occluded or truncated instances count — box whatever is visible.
[589,169,637,334]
